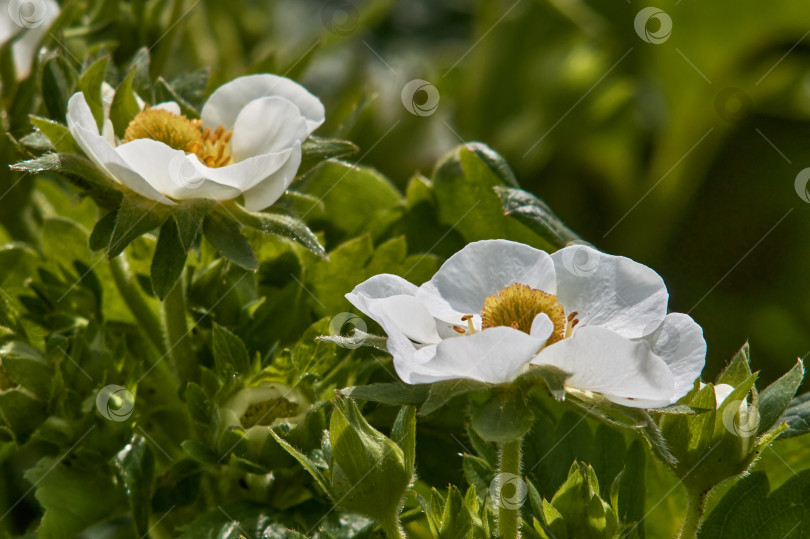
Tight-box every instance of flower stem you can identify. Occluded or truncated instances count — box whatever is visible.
[109,254,166,355]
[381,516,407,539]
[498,438,523,539]
[162,269,196,382]
[678,488,708,539]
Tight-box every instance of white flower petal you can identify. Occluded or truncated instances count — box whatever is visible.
[201,74,325,133]
[417,239,557,321]
[532,326,675,406]
[187,145,295,193]
[114,139,242,200]
[551,244,668,338]
[642,313,706,401]
[367,295,441,345]
[5,0,59,80]
[347,273,419,303]
[713,383,735,408]
[530,313,554,341]
[240,142,302,211]
[66,93,175,205]
[230,96,308,162]
[152,101,181,115]
[407,327,544,384]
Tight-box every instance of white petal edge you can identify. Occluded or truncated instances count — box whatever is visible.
[532,326,675,407]
[417,239,557,323]
[551,244,668,339]
[240,142,302,211]
[201,74,325,133]
[66,93,175,205]
[641,313,706,402]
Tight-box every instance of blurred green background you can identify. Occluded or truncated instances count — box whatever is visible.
[7,0,810,383]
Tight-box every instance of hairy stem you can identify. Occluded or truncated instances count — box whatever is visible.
[678,488,708,539]
[162,269,196,383]
[498,438,523,539]
[381,516,407,539]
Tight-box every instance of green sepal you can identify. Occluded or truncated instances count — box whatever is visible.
[40,54,77,122]
[202,211,258,271]
[108,194,171,258]
[77,56,110,131]
[150,217,187,300]
[29,115,81,153]
[212,324,251,376]
[757,359,804,435]
[226,202,326,258]
[171,199,215,251]
[299,136,359,176]
[110,69,141,138]
[471,389,535,443]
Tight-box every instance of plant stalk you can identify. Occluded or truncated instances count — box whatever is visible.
[678,488,708,539]
[498,438,523,539]
[162,269,196,383]
[109,254,166,355]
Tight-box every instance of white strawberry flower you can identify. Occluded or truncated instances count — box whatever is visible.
[66,74,324,210]
[0,0,60,80]
[346,239,706,408]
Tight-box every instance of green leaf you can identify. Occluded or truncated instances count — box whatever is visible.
[151,218,187,300]
[0,341,52,399]
[29,116,81,153]
[299,136,358,175]
[466,142,520,188]
[617,440,646,534]
[228,203,326,258]
[698,470,810,538]
[109,194,171,258]
[181,440,217,464]
[757,359,804,435]
[171,199,215,250]
[515,365,571,400]
[212,324,250,376]
[89,210,117,251]
[779,392,810,439]
[203,212,258,270]
[78,56,110,130]
[24,454,124,538]
[41,55,77,121]
[339,383,429,406]
[113,435,155,537]
[471,390,535,443]
[185,382,212,424]
[0,388,46,440]
[391,406,416,478]
[110,69,141,139]
[420,378,489,416]
[268,429,330,494]
[494,185,581,249]
[155,76,200,118]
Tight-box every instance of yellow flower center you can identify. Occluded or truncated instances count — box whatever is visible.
[240,397,300,428]
[124,107,234,168]
[480,283,575,345]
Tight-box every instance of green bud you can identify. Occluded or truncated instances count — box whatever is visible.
[659,344,804,493]
[328,398,412,523]
[529,462,620,539]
